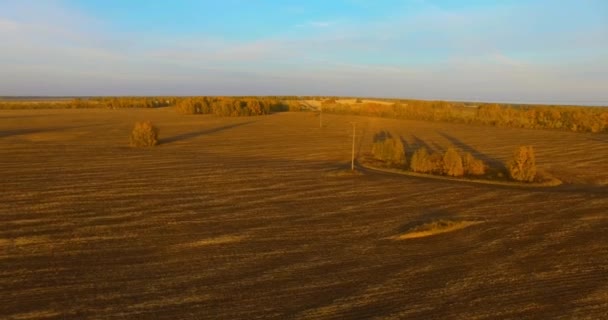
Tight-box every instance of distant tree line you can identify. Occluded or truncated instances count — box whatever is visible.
[174,97,300,116]
[0,99,94,109]
[2,96,606,131]
[321,99,608,133]
[94,97,173,109]
[0,96,301,116]
[0,97,171,109]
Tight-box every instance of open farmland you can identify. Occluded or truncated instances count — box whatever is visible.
[1,108,608,319]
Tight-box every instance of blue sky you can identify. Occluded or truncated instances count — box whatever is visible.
[1,0,607,104]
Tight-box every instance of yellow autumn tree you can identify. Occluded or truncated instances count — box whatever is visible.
[462,152,486,176]
[442,147,464,177]
[130,121,159,147]
[371,134,406,167]
[508,146,536,182]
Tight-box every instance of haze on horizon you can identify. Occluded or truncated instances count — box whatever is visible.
[1,0,607,105]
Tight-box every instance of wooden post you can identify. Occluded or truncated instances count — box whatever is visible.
[319,106,323,128]
[351,122,356,171]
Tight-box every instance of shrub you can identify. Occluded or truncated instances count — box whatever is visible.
[371,135,406,167]
[130,121,159,147]
[443,147,464,177]
[410,147,426,173]
[427,152,444,174]
[411,147,432,173]
[390,138,407,167]
[508,145,536,182]
[462,152,486,176]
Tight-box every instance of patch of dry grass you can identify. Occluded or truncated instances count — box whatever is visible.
[393,220,482,240]
[0,236,49,247]
[325,168,363,177]
[175,235,248,248]
[9,310,62,320]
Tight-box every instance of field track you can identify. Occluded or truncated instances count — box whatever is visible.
[1,108,608,319]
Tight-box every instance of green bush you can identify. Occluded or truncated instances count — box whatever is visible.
[130,121,159,147]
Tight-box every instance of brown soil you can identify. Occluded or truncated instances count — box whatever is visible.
[1,108,607,319]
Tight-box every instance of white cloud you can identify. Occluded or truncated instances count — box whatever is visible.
[0,18,18,32]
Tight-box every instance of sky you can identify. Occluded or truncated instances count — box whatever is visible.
[0,0,607,104]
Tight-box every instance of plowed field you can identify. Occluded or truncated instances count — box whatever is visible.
[2,108,607,319]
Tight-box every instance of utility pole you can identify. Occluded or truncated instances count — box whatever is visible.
[319,105,323,128]
[350,122,356,171]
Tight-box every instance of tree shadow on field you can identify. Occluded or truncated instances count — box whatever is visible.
[373,130,392,142]
[398,135,409,150]
[0,126,77,138]
[431,141,446,153]
[438,131,505,171]
[0,114,57,120]
[589,137,608,144]
[161,121,254,144]
[409,135,446,154]
[408,135,433,154]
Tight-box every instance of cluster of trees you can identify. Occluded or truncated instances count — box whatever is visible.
[371,131,407,167]
[320,99,608,133]
[174,97,299,116]
[410,147,486,177]
[370,131,487,178]
[369,132,540,183]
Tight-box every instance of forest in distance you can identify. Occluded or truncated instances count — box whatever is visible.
[1,95,607,134]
